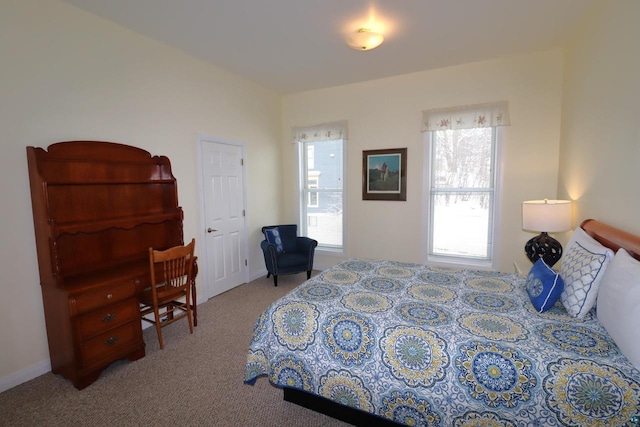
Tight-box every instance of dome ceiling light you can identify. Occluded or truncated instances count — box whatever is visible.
[346,28,384,51]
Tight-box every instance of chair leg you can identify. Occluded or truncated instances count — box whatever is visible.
[307,270,312,280]
[266,272,271,278]
[153,306,164,350]
[186,301,194,335]
[191,279,198,327]
[273,275,278,287]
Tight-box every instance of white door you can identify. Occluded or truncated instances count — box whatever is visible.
[199,137,248,298]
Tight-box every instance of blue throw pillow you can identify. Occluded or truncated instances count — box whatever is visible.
[526,258,564,313]
[264,227,285,253]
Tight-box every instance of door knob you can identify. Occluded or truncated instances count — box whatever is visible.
[207,228,217,233]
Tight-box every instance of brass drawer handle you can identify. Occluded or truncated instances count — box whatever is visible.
[102,313,116,322]
[104,336,120,346]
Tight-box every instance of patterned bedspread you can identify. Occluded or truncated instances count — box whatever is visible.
[244,259,640,426]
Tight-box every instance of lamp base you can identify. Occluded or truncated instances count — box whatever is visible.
[525,232,563,267]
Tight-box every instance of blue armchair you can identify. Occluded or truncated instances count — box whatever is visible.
[260,224,318,286]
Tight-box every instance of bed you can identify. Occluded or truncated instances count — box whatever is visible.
[244,219,640,426]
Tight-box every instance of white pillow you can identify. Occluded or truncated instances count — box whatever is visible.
[559,226,614,318]
[597,248,640,370]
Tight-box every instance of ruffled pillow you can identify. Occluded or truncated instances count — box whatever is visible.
[559,227,613,318]
[264,227,285,253]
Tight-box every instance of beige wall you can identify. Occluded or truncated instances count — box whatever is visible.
[0,0,281,383]
[283,50,565,273]
[558,0,640,234]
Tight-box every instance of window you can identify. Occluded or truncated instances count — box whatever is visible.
[428,128,498,263]
[421,101,510,266]
[293,121,347,251]
[299,139,344,250]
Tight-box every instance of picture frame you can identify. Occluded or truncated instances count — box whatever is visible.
[362,148,407,201]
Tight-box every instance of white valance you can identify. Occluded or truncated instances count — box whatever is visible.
[291,120,348,143]
[421,101,510,132]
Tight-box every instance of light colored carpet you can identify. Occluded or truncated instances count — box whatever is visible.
[0,273,350,427]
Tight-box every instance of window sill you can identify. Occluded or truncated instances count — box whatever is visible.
[426,255,494,271]
[316,246,344,255]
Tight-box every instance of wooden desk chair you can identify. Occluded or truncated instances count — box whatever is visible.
[140,239,196,349]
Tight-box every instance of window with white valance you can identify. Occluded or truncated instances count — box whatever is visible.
[293,121,347,251]
[422,101,510,267]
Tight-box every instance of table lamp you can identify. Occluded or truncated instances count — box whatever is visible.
[522,199,572,267]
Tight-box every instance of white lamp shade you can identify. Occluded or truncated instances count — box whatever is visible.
[522,200,572,232]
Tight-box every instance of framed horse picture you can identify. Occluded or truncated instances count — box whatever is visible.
[362,148,407,201]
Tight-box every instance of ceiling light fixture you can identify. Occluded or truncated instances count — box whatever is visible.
[346,28,384,51]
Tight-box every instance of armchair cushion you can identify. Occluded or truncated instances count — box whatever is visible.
[264,227,285,253]
[272,224,300,253]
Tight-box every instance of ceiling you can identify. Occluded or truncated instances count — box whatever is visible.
[61,0,598,94]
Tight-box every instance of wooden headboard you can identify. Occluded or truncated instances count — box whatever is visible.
[580,219,640,261]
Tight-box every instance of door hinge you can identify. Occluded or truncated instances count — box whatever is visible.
[245,259,248,266]
[243,209,246,216]
[241,158,244,166]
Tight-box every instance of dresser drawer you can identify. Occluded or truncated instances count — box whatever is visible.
[80,321,141,366]
[70,279,138,315]
[77,298,139,341]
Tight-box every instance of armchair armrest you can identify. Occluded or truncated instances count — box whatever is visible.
[296,236,318,253]
[260,239,279,275]
[296,237,318,271]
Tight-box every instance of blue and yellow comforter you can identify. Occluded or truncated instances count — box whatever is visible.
[244,259,640,426]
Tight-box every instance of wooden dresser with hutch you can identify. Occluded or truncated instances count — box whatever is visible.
[27,141,186,389]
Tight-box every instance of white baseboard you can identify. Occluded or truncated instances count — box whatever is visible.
[0,359,51,393]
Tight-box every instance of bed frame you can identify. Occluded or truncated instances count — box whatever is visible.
[283,219,640,426]
[283,387,402,426]
[581,219,640,261]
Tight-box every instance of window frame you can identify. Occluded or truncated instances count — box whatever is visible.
[423,127,504,269]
